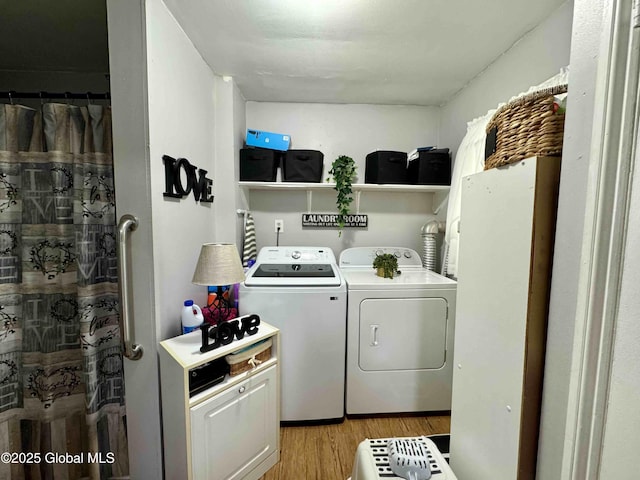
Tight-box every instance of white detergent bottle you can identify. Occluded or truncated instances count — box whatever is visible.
[181,300,204,334]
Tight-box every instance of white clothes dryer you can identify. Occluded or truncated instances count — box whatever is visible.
[339,247,457,414]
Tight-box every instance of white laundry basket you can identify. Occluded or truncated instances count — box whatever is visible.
[349,436,457,480]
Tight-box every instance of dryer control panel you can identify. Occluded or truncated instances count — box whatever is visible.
[339,247,422,267]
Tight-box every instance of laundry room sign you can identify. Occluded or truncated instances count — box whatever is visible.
[301,213,368,228]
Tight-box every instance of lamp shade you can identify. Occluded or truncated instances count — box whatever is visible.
[191,243,246,286]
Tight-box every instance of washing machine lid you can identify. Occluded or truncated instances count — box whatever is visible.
[245,246,342,286]
[244,262,342,286]
[340,267,456,289]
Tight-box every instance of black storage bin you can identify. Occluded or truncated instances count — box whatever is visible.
[407,149,451,185]
[240,147,279,181]
[365,151,408,184]
[283,150,324,182]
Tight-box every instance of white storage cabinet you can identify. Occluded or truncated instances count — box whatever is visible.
[159,322,280,480]
[449,157,561,480]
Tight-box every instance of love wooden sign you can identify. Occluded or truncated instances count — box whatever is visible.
[162,154,213,203]
[199,314,261,353]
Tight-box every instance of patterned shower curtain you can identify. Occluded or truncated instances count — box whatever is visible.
[0,103,129,479]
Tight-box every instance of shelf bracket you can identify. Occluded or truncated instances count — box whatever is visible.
[306,190,313,213]
[239,186,250,212]
[433,191,449,215]
[355,190,362,214]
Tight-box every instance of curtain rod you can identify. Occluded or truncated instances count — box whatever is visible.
[0,91,110,101]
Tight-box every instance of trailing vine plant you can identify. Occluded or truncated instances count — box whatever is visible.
[327,155,356,237]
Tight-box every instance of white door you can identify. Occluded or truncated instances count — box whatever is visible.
[107,1,162,477]
[190,365,278,480]
[358,297,447,371]
[107,0,219,477]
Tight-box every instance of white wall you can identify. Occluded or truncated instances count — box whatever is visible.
[109,1,219,477]
[233,82,247,244]
[439,0,573,158]
[247,102,440,176]
[108,1,163,477]
[214,76,237,244]
[146,0,217,339]
[213,76,247,247]
[537,0,605,477]
[245,102,440,256]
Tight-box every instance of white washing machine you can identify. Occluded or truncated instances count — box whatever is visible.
[239,246,346,422]
[339,247,457,414]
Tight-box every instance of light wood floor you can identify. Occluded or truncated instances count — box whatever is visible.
[261,414,450,480]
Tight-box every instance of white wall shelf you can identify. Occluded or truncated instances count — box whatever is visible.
[239,181,448,194]
[238,181,450,214]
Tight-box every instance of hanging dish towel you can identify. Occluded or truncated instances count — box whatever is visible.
[242,212,257,267]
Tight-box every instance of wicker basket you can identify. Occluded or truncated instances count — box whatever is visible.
[484,84,567,170]
[225,338,272,376]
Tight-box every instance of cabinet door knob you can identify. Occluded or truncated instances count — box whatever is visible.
[238,385,246,394]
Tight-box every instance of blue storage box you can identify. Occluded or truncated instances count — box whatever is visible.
[246,129,290,151]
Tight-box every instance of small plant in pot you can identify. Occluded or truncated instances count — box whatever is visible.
[327,155,356,237]
[373,253,401,279]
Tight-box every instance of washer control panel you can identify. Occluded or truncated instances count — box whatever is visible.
[339,247,422,267]
[256,246,337,264]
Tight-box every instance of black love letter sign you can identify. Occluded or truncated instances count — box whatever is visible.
[163,154,213,203]
[199,314,261,353]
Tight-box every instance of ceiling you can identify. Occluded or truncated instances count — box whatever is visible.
[1,0,566,106]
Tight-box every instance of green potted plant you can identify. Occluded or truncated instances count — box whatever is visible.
[326,155,356,237]
[373,253,401,279]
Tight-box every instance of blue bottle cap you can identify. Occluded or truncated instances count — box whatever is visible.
[184,300,194,306]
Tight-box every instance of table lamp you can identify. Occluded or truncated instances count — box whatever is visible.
[192,243,246,323]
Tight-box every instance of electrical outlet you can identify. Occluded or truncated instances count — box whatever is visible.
[274,219,284,233]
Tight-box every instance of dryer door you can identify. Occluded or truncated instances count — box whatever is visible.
[359,297,447,371]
